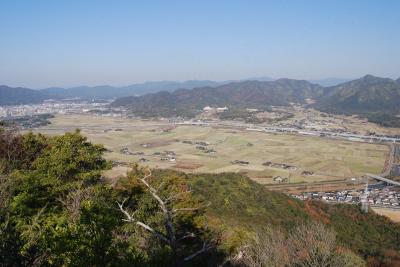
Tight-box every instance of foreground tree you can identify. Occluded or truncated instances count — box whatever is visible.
[0,130,146,266]
[117,167,214,266]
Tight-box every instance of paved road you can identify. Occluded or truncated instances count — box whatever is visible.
[381,143,396,177]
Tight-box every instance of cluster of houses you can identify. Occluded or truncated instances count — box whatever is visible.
[181,140,216,154]
[292,191,361,203]
[273,176,288,183]
[111,160,129,167]
[262,161,297,170]
[0,99,109,118]
[157,151,176,162]
[119,147,144,156]
[291,186,400,207]
[196,146,216,154]
[119,147,177,162]
[182,140,209,146]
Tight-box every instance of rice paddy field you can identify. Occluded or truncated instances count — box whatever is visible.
[37,114,389,185]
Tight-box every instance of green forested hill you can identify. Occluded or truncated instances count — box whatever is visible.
[111,75,400,126]
[0,85,49,105]
[313,75,400,127]
[110,79,324,117]
[186,172,400,265]
[314,75,400,114]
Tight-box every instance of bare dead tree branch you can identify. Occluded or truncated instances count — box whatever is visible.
[117,167,212,262]
[184,242,213,262]
[117,199,171,245]
[177,232,196,242]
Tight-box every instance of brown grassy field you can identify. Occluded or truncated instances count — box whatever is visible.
[372,208,400,223]
[37,114,389,185]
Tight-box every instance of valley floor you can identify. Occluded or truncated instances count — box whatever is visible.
[36,114,389,187]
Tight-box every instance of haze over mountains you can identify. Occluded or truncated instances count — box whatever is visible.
[0,80,225,105]
[41,80,225,99]
[0,76,351,105]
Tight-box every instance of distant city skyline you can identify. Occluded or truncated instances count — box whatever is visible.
[1,0,399,88]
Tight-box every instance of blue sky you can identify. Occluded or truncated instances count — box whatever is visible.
[1,0,399,88]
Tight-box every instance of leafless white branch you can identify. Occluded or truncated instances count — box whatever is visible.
[117,199,171,245]
[183,242,212,261]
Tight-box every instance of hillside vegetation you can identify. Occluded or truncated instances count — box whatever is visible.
[315,75,400,114]
[1,127,399,266]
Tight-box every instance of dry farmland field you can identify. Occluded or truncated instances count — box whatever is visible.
[36,114,390,185]
[371,208,400,223]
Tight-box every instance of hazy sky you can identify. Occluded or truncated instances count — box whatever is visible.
[1,0,399,88]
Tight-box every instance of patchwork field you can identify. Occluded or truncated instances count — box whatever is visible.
[37,114,389,185]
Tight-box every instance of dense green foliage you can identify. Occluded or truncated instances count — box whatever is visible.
[0,130,136,266]
[0,129,216,266]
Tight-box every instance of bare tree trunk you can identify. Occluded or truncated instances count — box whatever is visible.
[117,168,212,264]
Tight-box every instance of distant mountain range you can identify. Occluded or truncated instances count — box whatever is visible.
[111,75,400,123]
[0,77,351,105]
[0,80,227,106]
[2,75,400,125]
[41,80,226,99]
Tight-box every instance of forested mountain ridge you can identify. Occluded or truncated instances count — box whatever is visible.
[111,75,400,126]
[0,127,399,266]
[314,75,400,114]
[110,79,325,117]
